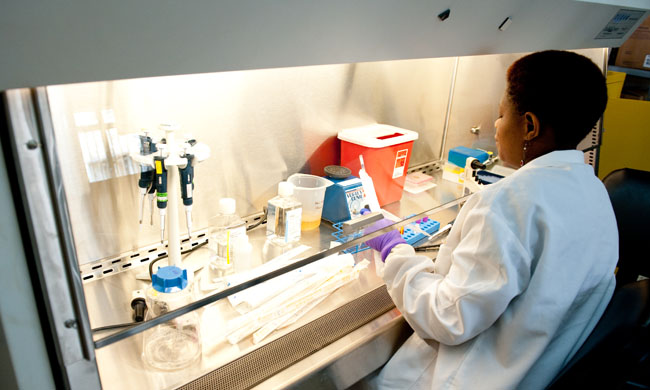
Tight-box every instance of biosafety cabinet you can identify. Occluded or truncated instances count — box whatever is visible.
[0,2,647,389]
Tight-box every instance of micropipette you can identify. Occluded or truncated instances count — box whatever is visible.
[154,155,168,243]
[138,170,154,224]
[137,133,156,224]
[179,154,194,237]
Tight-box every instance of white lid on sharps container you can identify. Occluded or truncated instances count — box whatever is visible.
[278,181,295,197]
[218,198,236,214]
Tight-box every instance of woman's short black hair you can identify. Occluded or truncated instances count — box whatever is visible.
[507,50,608,150]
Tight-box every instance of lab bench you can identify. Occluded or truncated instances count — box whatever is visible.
[85,172,464,390]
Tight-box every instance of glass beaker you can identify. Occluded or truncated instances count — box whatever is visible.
[287,174,333,230]
[206,198,246,288]
[142,266,201,370]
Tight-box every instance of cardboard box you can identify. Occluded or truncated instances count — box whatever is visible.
[615,16,650,71]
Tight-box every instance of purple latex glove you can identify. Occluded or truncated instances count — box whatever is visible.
[363,216,406,262]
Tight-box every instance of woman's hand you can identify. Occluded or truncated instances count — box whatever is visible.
[362,210,406,261]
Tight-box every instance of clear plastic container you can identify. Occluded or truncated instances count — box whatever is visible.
[267,181,302,246]
[286,174,332,230]
[142,266,201,370]
[208,198,246,286]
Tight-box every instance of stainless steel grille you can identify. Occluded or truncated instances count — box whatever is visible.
[178,286,395,390]
[78,229,208,283]
[78,212,265,283]
[408,160,443,176]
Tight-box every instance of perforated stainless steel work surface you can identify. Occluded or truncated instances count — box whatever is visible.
[178,286,394,390]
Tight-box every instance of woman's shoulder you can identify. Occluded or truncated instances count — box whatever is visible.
[470,166,551,210]
[479,158,601,207]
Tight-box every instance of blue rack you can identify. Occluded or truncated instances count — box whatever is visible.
[332,216,440,254]
[332,221,370,254]
[401,217,440,247]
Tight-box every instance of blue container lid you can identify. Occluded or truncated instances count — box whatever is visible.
[448,146,489,168]
[151,266,188,293]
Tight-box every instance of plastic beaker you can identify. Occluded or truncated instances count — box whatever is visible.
[287,174,333,230]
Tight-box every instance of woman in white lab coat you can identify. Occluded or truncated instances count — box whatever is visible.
[366,50,618,389]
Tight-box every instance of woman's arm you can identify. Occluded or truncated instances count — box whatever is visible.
[382,206,531,345]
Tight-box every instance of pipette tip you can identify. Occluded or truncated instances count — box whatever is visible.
[160,214,165,244]
[186,210,192,239]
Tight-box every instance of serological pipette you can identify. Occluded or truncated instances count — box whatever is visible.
[154,155,168,243]
[179,154,194,237]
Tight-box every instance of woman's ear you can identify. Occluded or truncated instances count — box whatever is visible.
[523,112,541,141]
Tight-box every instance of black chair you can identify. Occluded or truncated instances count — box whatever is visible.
[547,168,650,389]
[546,279,650,389]
[603,168,650,286]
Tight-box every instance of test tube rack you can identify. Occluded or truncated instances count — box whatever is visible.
[332,216,440,254]
[401,217,440,247]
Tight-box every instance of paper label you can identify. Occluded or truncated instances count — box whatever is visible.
[644,54,650,68]
[392,149,408,179]
[267,204,278,235]
[345,186,366,215]
[337,178,362,188]
[595,9,645,40]
[284,208,302,242]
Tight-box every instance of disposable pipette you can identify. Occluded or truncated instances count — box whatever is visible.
[425,221,453,243]
[154,155,168,243]
[410,222,432,238]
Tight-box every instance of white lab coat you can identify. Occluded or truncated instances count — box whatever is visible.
[375,150,618,389]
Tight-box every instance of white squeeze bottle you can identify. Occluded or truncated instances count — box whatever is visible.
[208,198,246,285]
[267,181,302,246]
[359,155,381,212]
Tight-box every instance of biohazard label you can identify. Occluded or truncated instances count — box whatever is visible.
[393,149,408,179]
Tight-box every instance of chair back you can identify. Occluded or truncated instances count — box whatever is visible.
[546,279,650,389]
[603,168,650,286]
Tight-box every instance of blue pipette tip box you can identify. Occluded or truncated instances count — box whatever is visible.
[448,146,489,168]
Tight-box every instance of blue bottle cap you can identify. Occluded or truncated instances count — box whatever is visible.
[151,266,188,293]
